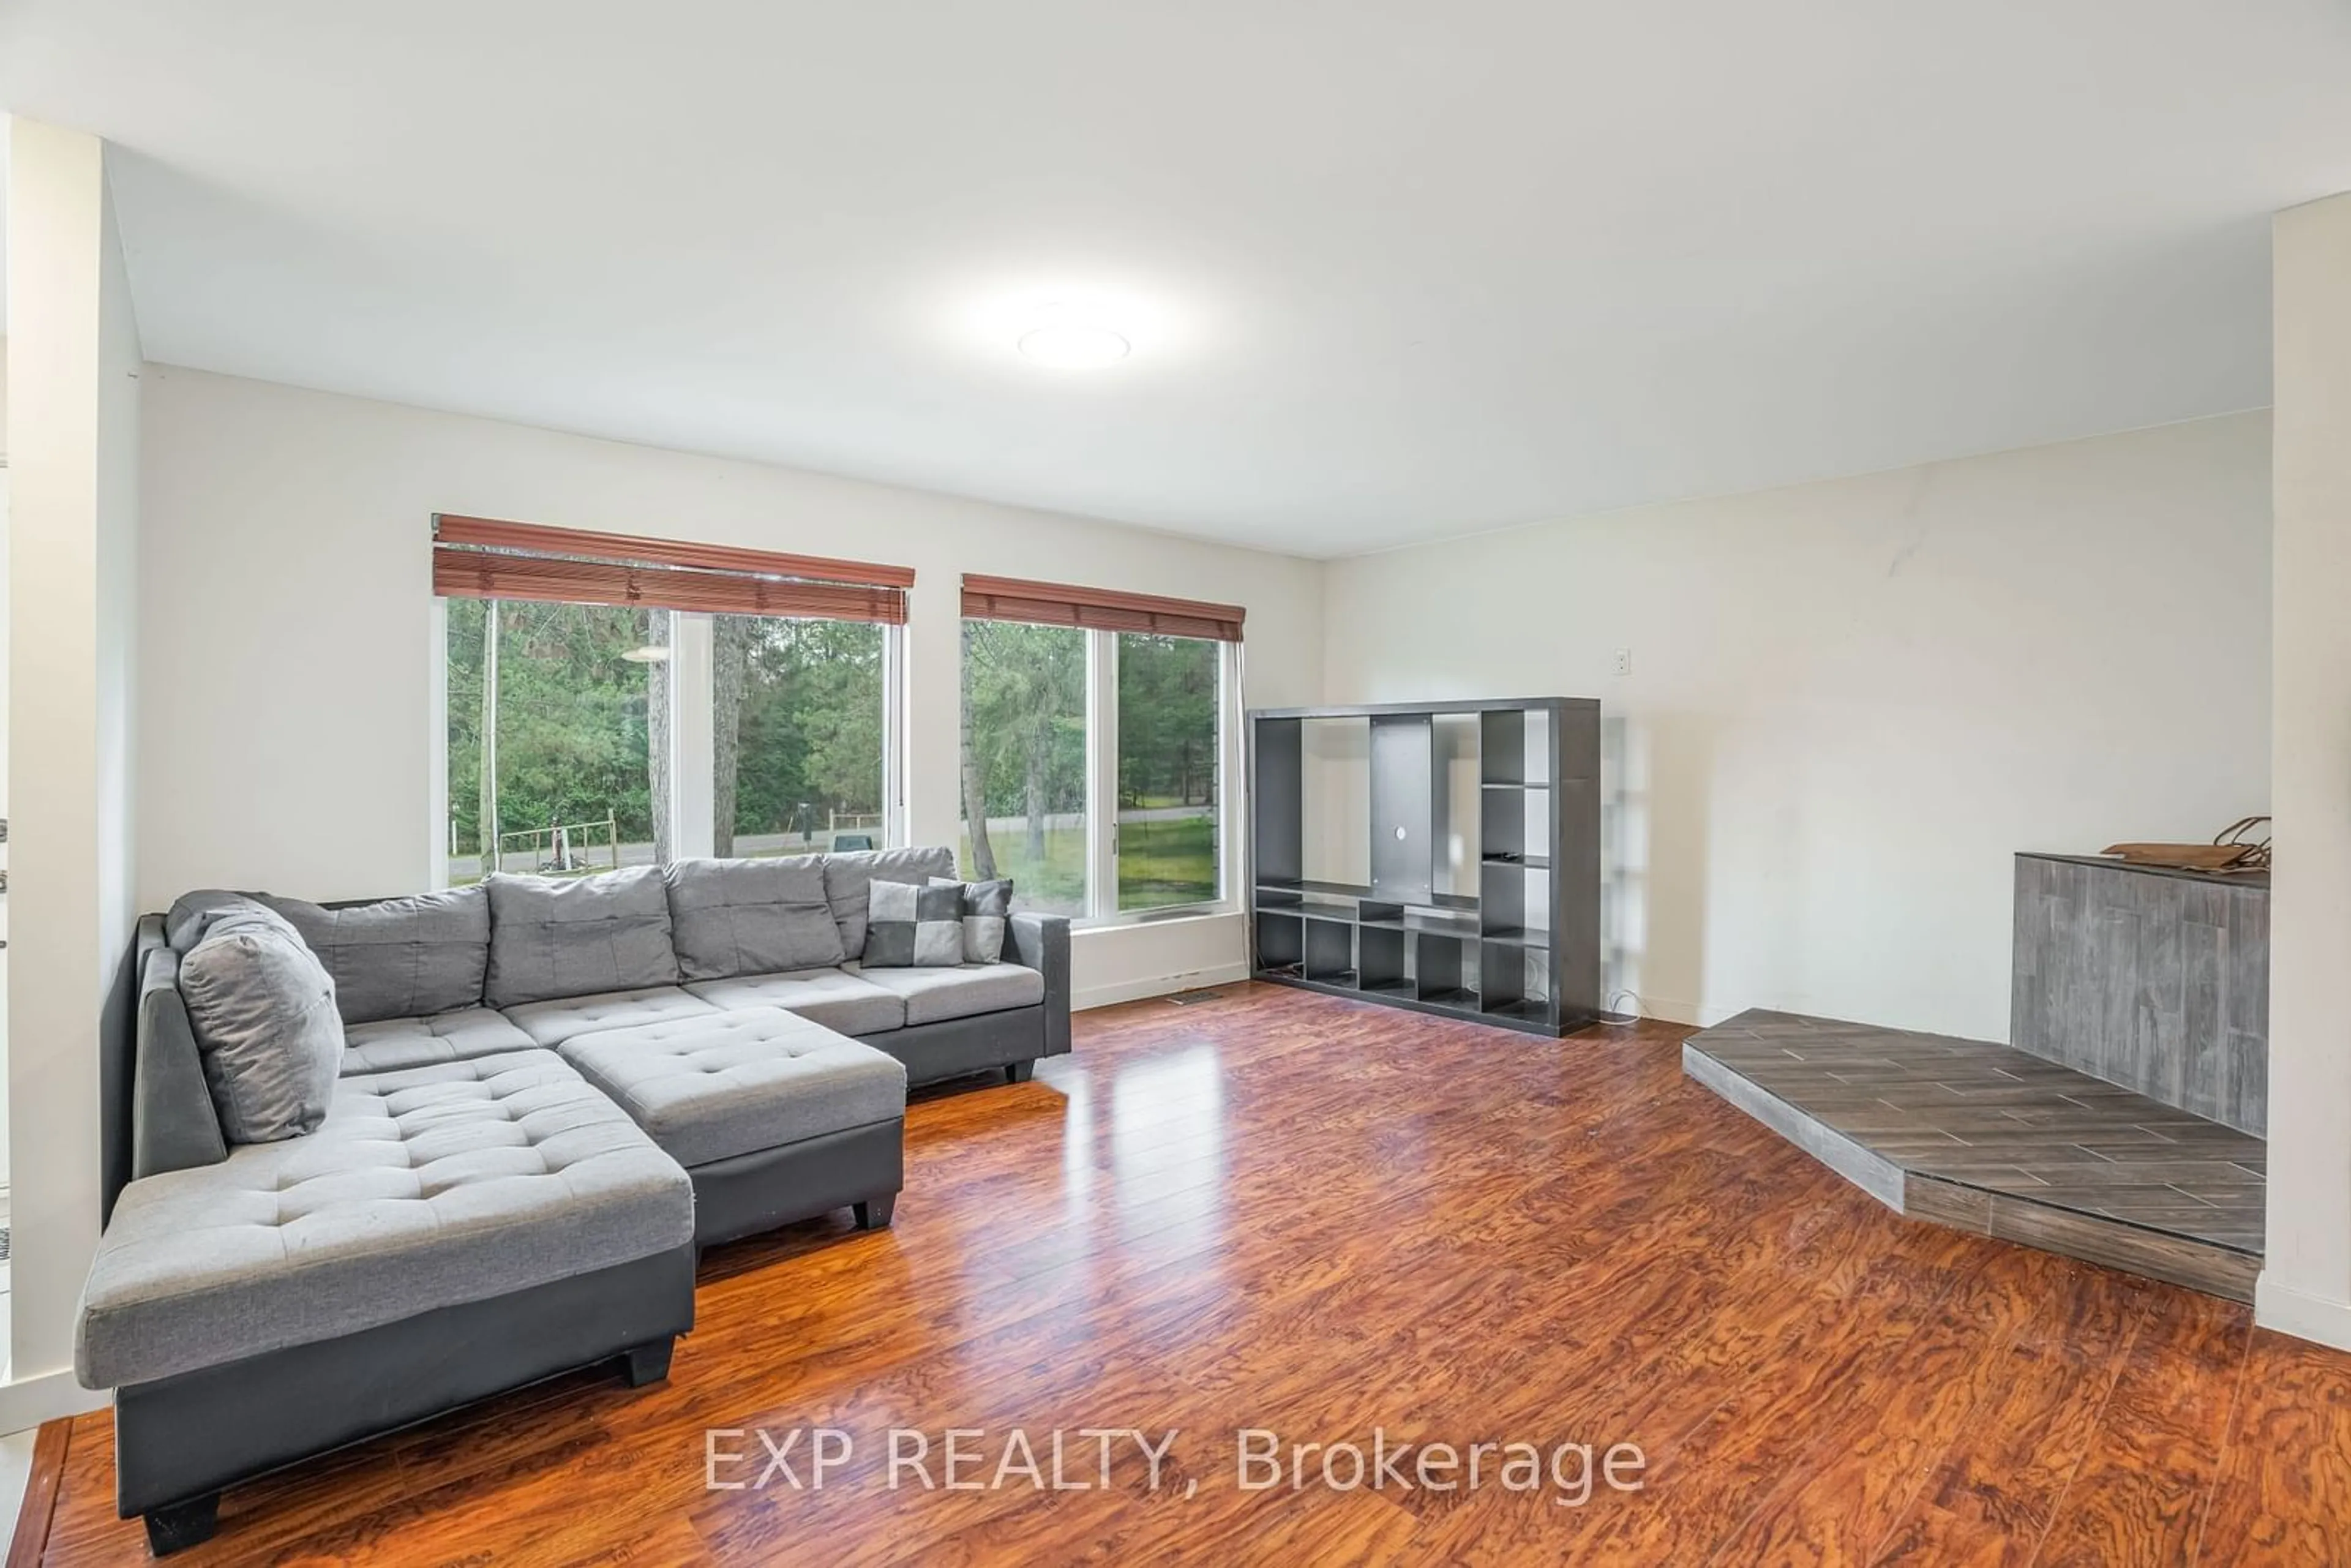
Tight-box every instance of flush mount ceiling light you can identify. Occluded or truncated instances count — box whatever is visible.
[1016,304,1131,369]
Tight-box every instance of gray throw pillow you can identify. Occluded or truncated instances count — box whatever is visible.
[930,876,1013,964]
[863,880,966,968]
[260,887,490,1025]
[664,857,844,980]
[820,846,959,957]
[484,866,682,1008]
[165,888,276,952]
[178,915,343,1144]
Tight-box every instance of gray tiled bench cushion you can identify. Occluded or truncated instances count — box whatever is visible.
[555,1008,907,1168]
[501,985,720,1047]
[341,1008,537,1076]
[681,968,906,1036]
[77,1049,692,1389]
[853,962,1046,1026]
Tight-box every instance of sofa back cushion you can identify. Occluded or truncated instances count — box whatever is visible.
[663,857,844,981]
[178,906,343,1143]
[485,866,681,1008]
[820,846,958,957]
[260,887,490,1025]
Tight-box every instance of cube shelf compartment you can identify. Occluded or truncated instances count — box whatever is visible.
[1248,697,1599,1037]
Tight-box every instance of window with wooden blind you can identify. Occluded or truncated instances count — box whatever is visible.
[437,516,911,880]
[433,514,912,623]
[960,574,1241,921]
[959,574,1243,643]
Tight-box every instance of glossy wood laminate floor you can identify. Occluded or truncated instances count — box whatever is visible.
[26,985,2351,1566]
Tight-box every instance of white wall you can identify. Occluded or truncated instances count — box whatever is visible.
[1322,412,2273,1040]
[2260,192,2351,1353]
[136,367,1321,1000]
[3,118,140,1425]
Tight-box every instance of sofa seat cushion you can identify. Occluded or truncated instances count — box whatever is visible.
[853,962,1046,1026]
[342,1008,538,1076]
[76,1049,692,1390]
[682,968,906,1036]
[555,1008,907,1168]
[500,986,720,1048]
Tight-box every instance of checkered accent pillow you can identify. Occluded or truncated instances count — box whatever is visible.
[932,876,1013,964]
[862,880,966,967]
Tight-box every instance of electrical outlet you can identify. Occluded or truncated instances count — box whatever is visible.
[1611,648,1632,677]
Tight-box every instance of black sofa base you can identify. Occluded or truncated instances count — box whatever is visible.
[689,1117,906,1249]
[115,1244,696,1553]
[875,1004,1057,1088]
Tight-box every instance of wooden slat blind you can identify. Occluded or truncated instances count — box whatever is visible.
[960,573,1245,642]
[432,514,912,623]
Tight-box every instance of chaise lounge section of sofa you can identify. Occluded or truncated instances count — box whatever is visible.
[81,847,1071,1554]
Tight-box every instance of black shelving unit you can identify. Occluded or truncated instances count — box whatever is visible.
[1248,697,1600,1037]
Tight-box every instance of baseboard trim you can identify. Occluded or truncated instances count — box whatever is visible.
[2255,1273,2351,1352]
[0,1369,106,1439]
[1074,964,1251,1013]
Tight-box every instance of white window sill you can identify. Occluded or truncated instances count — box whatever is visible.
[1067,904,1239,936]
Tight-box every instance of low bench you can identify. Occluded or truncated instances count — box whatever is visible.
[555,1007,909,1245]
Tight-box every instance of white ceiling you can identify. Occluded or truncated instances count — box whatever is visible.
[4,2,2348,557]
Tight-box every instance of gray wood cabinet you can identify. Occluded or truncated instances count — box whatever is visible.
[2011,852,2268,1135]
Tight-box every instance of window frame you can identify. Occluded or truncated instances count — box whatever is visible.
[433,601,907,883]
[957,622,1238,930]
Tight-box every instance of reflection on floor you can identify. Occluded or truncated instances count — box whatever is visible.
[1684,1008,2262,1300]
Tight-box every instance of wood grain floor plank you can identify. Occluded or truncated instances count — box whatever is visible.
[2031,1288,2249,1567]
[31,986,2351,1566]
[2191,1328,2351,1567]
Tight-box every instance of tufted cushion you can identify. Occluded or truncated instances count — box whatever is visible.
[342,1008,538,1076]
[681,968,905,1036]
[555,1008,906,1168]
[500,985,720,1048]
[853,962,1046,1026]
[484,867,681,1008]
[261,887,490,1025]
[819,847,958,959]
[75,1049,692,1389]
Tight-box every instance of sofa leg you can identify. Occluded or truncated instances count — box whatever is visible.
[620,1337,675,1389]
[855,1194,897,1231]
[1005,1059,1036,1084]
[143,1492,219,1556]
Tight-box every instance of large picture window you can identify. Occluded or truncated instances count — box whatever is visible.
[1116,631,1221,912]
[438,516,908,880]
[446,598,667,882]
[716,613,888,857]
[960,574,1241,923]
[959,620,1090,916]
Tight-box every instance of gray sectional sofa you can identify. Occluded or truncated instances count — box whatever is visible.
[80,846,1070,1555]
